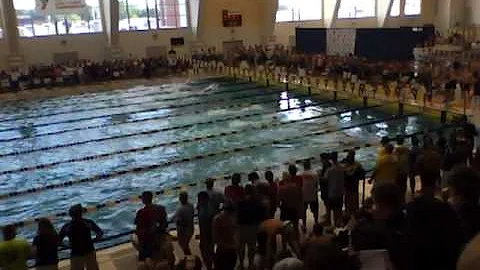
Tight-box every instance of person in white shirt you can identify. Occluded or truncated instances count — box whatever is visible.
[301,159,319,232]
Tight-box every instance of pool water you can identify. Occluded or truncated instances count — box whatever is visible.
[0,78,438,247]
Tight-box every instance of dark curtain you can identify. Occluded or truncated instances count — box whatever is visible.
[295,28,327,55]
[355,27,435,61]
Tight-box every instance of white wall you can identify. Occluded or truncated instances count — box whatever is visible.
[19,34,107,65]
[197,0,266,49]
[119,28,193,58]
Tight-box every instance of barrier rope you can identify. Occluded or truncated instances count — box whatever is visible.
[0,94,339,157]
[0,93,327,143]
[0,104,380,175]
[0,87,283,134]
[0,77,233,112]
[0,112,415,200]
[3,123,453,230]
[0,83,258,124]
[0,82,256,124]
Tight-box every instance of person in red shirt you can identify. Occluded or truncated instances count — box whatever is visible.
[224,173,245,206]
[248,171,260,186]
[288,164,303,188]
[134,191,167,265]
[265,171,278,218]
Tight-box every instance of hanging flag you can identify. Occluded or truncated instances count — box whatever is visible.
[327,28,357,56]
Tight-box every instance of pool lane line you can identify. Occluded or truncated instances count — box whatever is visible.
[0,86,281,133]
[0,104,382,175]
[0,112,416,200]
[0,83,258,124]
[0,97,345,157]
[0,81,250,121]
[0,78,239,112]
[0,92,328,143]
[2,123,451,229]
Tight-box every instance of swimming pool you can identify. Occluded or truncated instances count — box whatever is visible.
[0,77,439,248]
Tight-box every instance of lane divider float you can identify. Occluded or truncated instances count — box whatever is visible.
[0,95,340,157]
[0,93,329,143]
[0,112,416,200]
[1,124,453,229]
[0,104,382,175]
[0,83,259,124]
[0,87,285,134]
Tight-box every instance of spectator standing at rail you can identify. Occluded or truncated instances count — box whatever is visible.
[287,165,303,188]
[415,139,442,193]
[0,225,30,270]
[224,173,245,206]
[33,218,59,270]
[408,136,421,195]
[237,184,265,269]
[318,153,332,221]
[325,152,345,228]
[370,144,398,187]
[213,202,237,270]
[59,204,103,270]
[394,136,410,201]
[342,150,365,219]
[265,171,279,218]
[133,191,167,268]
[300,159,319,232]
[175,192,195,256]
[197,191,214,270]
[205,178,224,214]
[279,172,302,236]
[248,172,261,186]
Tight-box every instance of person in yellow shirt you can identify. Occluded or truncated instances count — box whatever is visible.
[377,136,391,161]
[370,144,398,187]
[0,225,31,270]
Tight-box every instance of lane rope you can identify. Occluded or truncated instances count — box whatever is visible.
[0,112,416,200]
[0,104,381,175]
[0,78,235,113]
[0,83,259,124]
[0,95,340,157]
[0,87,285,133]
[1,124,453,229]
[0,93,323,143]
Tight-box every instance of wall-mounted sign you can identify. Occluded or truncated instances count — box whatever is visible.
[222,10,242,27]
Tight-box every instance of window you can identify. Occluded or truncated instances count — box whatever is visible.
[390,0,400,17]
[119,0,188,31]
[276,0,322,22]
[338,0,376,19]
[338,0,376,18]
[405,0,421,16]
[13,0,102,37]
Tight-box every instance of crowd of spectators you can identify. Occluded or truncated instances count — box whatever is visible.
[1,117,480,270]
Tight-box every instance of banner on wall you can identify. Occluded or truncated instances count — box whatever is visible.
[36,0,87,14]
[326,28,356,56]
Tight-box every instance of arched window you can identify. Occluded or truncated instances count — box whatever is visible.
[119,0,188,31]
[276,0,322,22]
[338,0,376,19]
[13,0,102,37]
